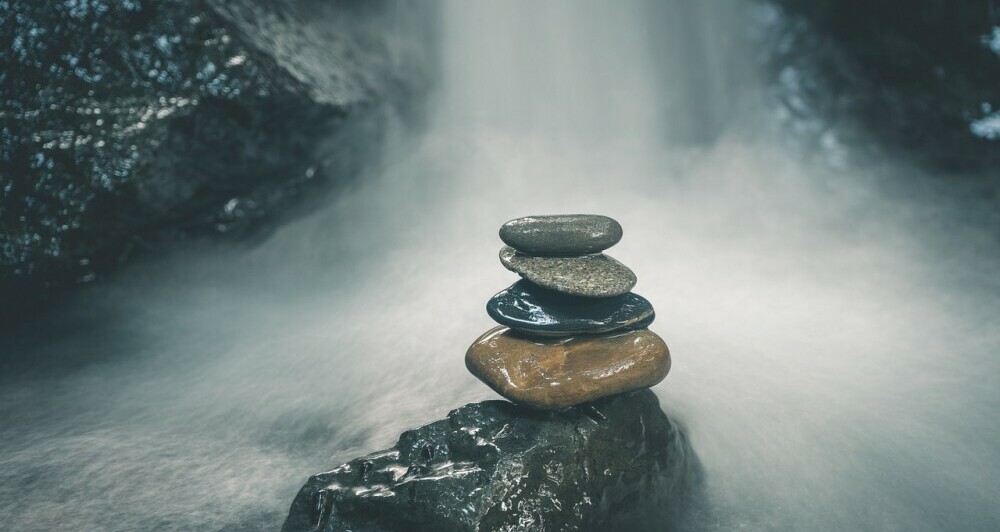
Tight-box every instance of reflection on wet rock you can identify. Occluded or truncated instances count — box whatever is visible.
[499,214,623,256]
[466,326,670,409]
[282,390,698,532]
[487,279,655,337]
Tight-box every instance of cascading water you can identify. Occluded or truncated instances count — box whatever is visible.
[2,1,999,531]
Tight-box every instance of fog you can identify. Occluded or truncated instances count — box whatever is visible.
[2,1,1000,530]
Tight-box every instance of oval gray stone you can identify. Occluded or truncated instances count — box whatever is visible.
[500,246,637,297]
[499,214,623,256]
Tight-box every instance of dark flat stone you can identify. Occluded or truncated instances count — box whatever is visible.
[282,390,699,532]
[487,280,654,336]
[499,246,637,298]
[499,214,623,256]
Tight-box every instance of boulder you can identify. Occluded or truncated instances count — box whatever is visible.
[486,279,655,337]
[763,0,1000,172]
[282,390,699,532]
[0,0,435,320]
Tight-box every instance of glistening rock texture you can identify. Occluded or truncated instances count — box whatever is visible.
[763,0,1000,173]
[0,0,435,319]
[282,390,698,532]
[487,279,654,337]
[466,326,670,409]
[499,214,623,256]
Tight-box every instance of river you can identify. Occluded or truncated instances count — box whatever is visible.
[2,1,999,530]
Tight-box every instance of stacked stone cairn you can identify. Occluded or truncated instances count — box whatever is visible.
[466,214,671,409]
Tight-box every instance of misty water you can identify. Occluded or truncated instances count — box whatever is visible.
[3,1,1000,530]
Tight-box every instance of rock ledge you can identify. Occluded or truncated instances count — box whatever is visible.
[282,390,698,532]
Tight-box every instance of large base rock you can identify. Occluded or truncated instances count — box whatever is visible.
[763,0,1000,172]
[282,390,699,532]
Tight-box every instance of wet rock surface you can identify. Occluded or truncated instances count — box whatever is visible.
[487,279,654,337]
[499,214,623,256]
[466,326,671,409]
[764,0,1000,173]
[499,246,637,298]
[282,390,698,532]
[0,0,434,319]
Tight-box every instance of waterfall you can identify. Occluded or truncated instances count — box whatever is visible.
[1,2,998,531]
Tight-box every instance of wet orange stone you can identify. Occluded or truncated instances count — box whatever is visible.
[465,326,670,409]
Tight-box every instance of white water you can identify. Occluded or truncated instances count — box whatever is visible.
[3,1,1000,530]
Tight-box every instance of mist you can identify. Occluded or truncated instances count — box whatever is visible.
[2,1,1000,530]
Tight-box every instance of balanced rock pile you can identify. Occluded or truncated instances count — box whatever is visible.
[281,216,692,531]
[466,214,671,409]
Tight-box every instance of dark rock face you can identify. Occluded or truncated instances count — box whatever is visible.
[0,0,435,318]
[764,0,1000,173]
[487,280,654,337]
[282,390,698,532]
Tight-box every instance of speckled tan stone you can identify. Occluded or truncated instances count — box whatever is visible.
[465,326,670,409]
[499,246,637,298]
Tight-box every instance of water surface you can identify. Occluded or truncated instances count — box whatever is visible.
[2,1,1000,530]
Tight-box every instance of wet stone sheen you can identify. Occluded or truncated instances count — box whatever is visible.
[281,390,698,531]
[500,246,637,298]
[499,214,623,256]
[487,279,654,337]
[465,326,671,409]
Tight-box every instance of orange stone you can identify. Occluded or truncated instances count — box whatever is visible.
[465,326,670,409]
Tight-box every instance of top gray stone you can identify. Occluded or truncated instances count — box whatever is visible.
[499,214,623,256]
